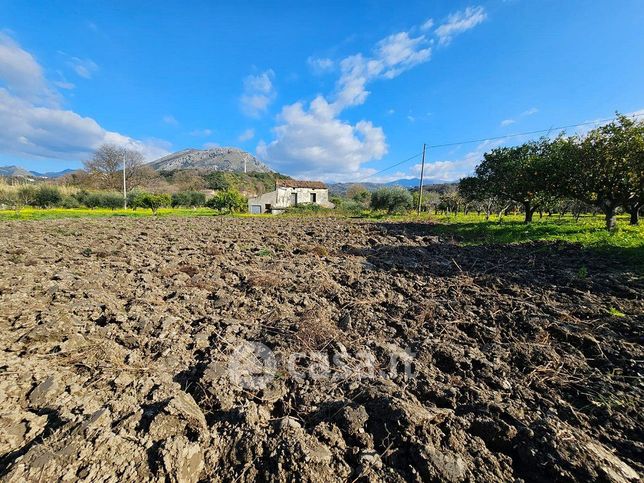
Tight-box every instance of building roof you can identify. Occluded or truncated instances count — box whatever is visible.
[276,179,327,189]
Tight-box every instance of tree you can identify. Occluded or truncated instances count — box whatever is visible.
[205,172,233,191]
[370,187,413,213]
[458,176,499,220]
[138,193,171,214]
[552,115,644,230]
[205,189,247,213]
[347,184,371,204]
[172,170,207,191]
[34,186,62,208]
[172,191,206,208]
[83,144,145,198]
[472,139,554,223]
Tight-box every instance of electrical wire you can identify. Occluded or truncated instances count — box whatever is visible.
[356,112,644,182]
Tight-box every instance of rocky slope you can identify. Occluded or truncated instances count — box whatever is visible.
[148,147,272,173]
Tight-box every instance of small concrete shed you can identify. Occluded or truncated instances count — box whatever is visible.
[248,180,334,214]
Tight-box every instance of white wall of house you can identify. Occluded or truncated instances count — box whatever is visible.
[275,187,330,207]
[248,187,332,214]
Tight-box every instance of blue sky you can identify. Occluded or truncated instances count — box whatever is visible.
[0,0,643,181]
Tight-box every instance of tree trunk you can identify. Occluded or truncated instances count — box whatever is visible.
[603,204,617,231]
[630,207,639,225]
[523,203,534,223]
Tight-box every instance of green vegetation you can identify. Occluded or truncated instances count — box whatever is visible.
[460,114,643,230]
[423,212,644,270]
[199,171,289,194]
[370,186,414,213]
[0,207,218,220]
[171,191,206,208]
[204,189,247,213]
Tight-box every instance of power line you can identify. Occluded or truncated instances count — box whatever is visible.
[425,112,644,149]
[357,112,644,182]
[358,151,423,181]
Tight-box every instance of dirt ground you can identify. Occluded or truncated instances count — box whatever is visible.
[0,217,642,482]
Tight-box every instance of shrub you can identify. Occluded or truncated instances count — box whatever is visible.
[172,191,206,208]
[370,187,413,213]
[34,186,62,208]
[347,184,371,204]
[100,192,125,210]
[17,186,38,207]
[138,193,171,214]
[337,199,365,216]
[60,196,81,209]
[127,189,147,209]
[73,189,90,206]
[83,192,103,209]
[205,189,247,213]
[0,189,18,210]
[81,192,124,209]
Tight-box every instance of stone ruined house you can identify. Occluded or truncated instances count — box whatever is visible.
[247,179,334,214]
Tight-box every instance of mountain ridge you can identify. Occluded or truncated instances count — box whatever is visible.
[148,147,272,173]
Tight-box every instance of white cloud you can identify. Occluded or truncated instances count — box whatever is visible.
[162,114,178,125]
[332,32,431,112]
[238,128,255,142]
[0,88,169,161]
[54,80,75,90]
[420,18,434,31]
[0,32,57,105]
[190,128,212,137]
[259,29,433,178]
[257,96,387,179]
[500,107,538,127]
[409,139,508,182]
[307,56,334,74]
[0,33,170,164]
[260,6,485,180]
[67,56,98,79]
[240,69,276,118]
[435,6,487,46]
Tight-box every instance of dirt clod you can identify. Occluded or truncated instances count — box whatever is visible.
[0,217,642,481]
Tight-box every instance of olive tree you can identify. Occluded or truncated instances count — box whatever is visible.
[370,187,413,213]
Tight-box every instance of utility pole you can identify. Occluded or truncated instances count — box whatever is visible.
[417,143,426,214]
[122,160,127,209]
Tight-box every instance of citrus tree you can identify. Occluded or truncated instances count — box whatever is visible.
[205,189,247,213]
[471,139,554,223]
[552,115,644,230]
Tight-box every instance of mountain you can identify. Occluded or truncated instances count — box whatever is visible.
[385,178,422,188]
[30,168,78,178]
[148,147,272,173]
[0,165,33,177]
[0,165,78,179]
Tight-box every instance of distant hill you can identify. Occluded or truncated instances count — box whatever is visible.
[0,165,77,179]
[30,168,78,178]
[148,147,272,173]
[329,178,447,196]
[0,165,33,177]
